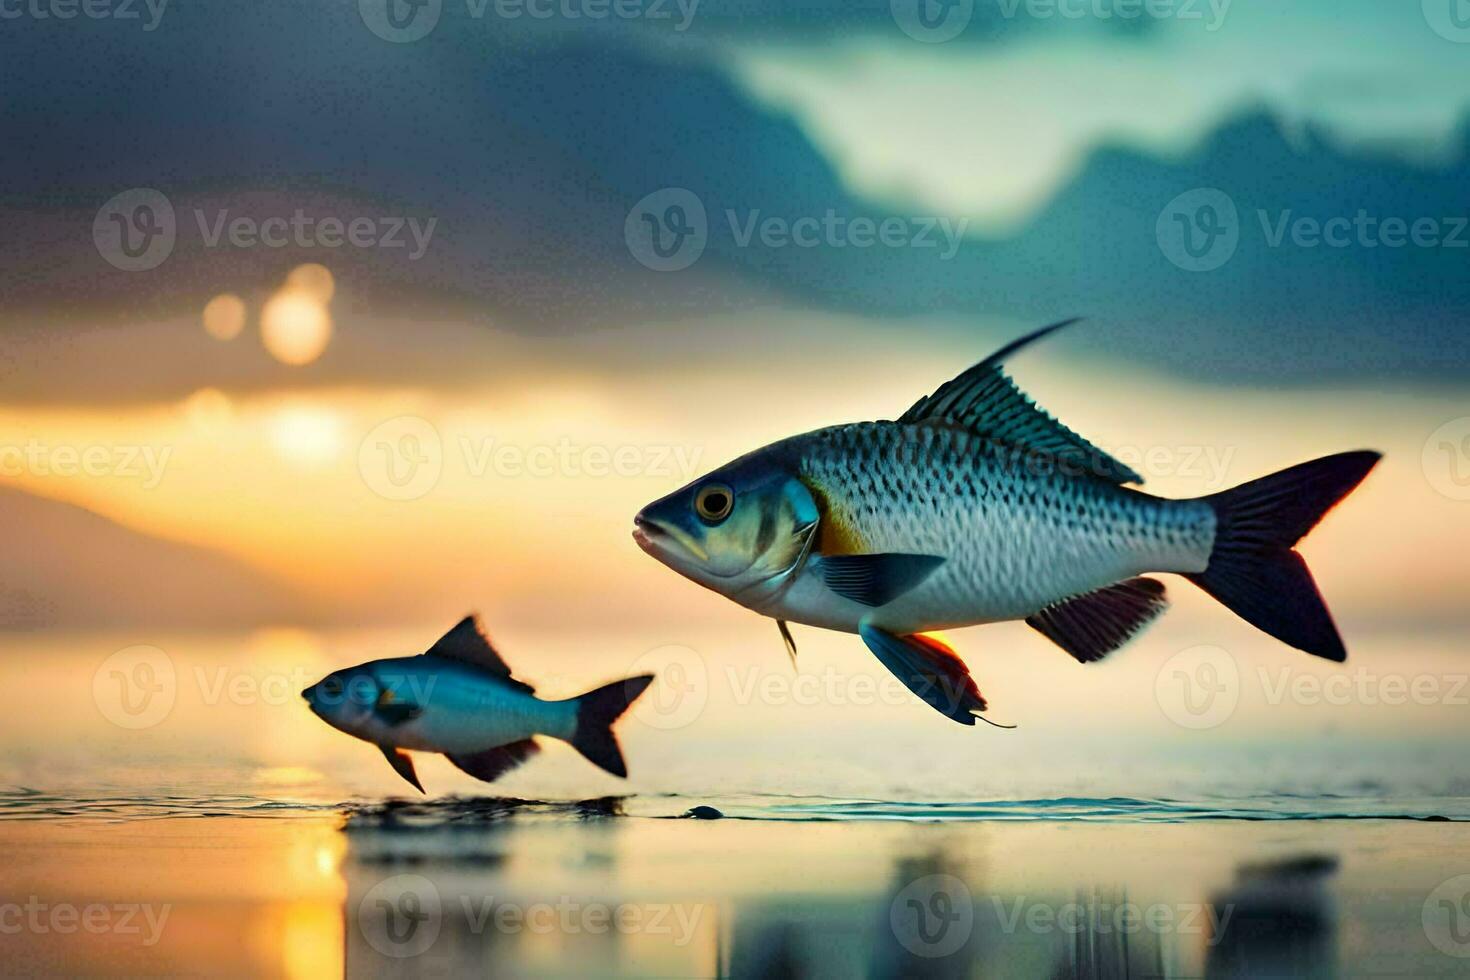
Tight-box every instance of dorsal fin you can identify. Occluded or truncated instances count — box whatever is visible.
[425,615,534,694]
[898,318,1143,485]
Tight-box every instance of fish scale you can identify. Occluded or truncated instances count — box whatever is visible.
[788,421,1216,627]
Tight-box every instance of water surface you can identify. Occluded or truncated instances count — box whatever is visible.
[6,627,1470,976]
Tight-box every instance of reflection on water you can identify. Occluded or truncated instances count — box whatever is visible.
[875,852,979,978]
[1205,855,1338,979]
[340,797,718,977]
[7,801,1470,978]
[327,796,1363,980]
[334,804,1353,979]
[342,795,627,830]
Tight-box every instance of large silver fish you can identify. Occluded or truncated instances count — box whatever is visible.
[302,616,653,792]
[634,321,1381,725]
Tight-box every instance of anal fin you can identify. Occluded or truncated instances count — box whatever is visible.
[446,739,541,784]
[1026,577,1168,664]
[858,625,1005,726]
[378,745,425,794]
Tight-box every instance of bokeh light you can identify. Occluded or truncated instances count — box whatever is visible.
[203,293,247,341]
[285,263,335,304]
[261,290,332,366]
[181,387,234,434]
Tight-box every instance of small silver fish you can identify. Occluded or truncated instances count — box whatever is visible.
[302,616,653,792]
[634,320,1380,725]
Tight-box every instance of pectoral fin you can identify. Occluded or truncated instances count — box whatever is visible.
[378,745,425,793]
[858,625,1009,728]
[373,687,423,726]
[819,553,945,607]
[446,739,540,784]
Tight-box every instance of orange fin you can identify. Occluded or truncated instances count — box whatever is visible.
[858,626,1010,727]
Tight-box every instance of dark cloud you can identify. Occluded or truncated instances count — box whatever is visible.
[1,2,1466,399]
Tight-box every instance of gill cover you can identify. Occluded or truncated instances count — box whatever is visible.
[689,473,818,582]
[751,476,821,585]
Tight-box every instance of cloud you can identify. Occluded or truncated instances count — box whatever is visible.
[3,3,1470,397]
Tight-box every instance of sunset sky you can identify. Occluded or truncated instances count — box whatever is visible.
[0,292,1462,634]
[6,11,1470,980]
[2,0,1467,639]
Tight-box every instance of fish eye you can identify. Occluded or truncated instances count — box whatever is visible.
[694,483,734,524]
[322,675,344,698]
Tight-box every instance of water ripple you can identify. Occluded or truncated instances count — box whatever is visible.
[3,787,1467,824]
[0,787,335,823]
[718,795,1470,823]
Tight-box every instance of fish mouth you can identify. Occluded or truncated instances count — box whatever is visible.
[632,512,706,562]
[631,513,657,548]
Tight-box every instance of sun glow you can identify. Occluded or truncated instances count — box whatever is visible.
[269,405,344,464]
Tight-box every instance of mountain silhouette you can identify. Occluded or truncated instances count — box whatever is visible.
[0,486,310,629]
[2,11,1466,385]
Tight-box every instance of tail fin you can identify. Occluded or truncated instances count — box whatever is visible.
[1188,451,1381,662]
[569,675,654,777]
